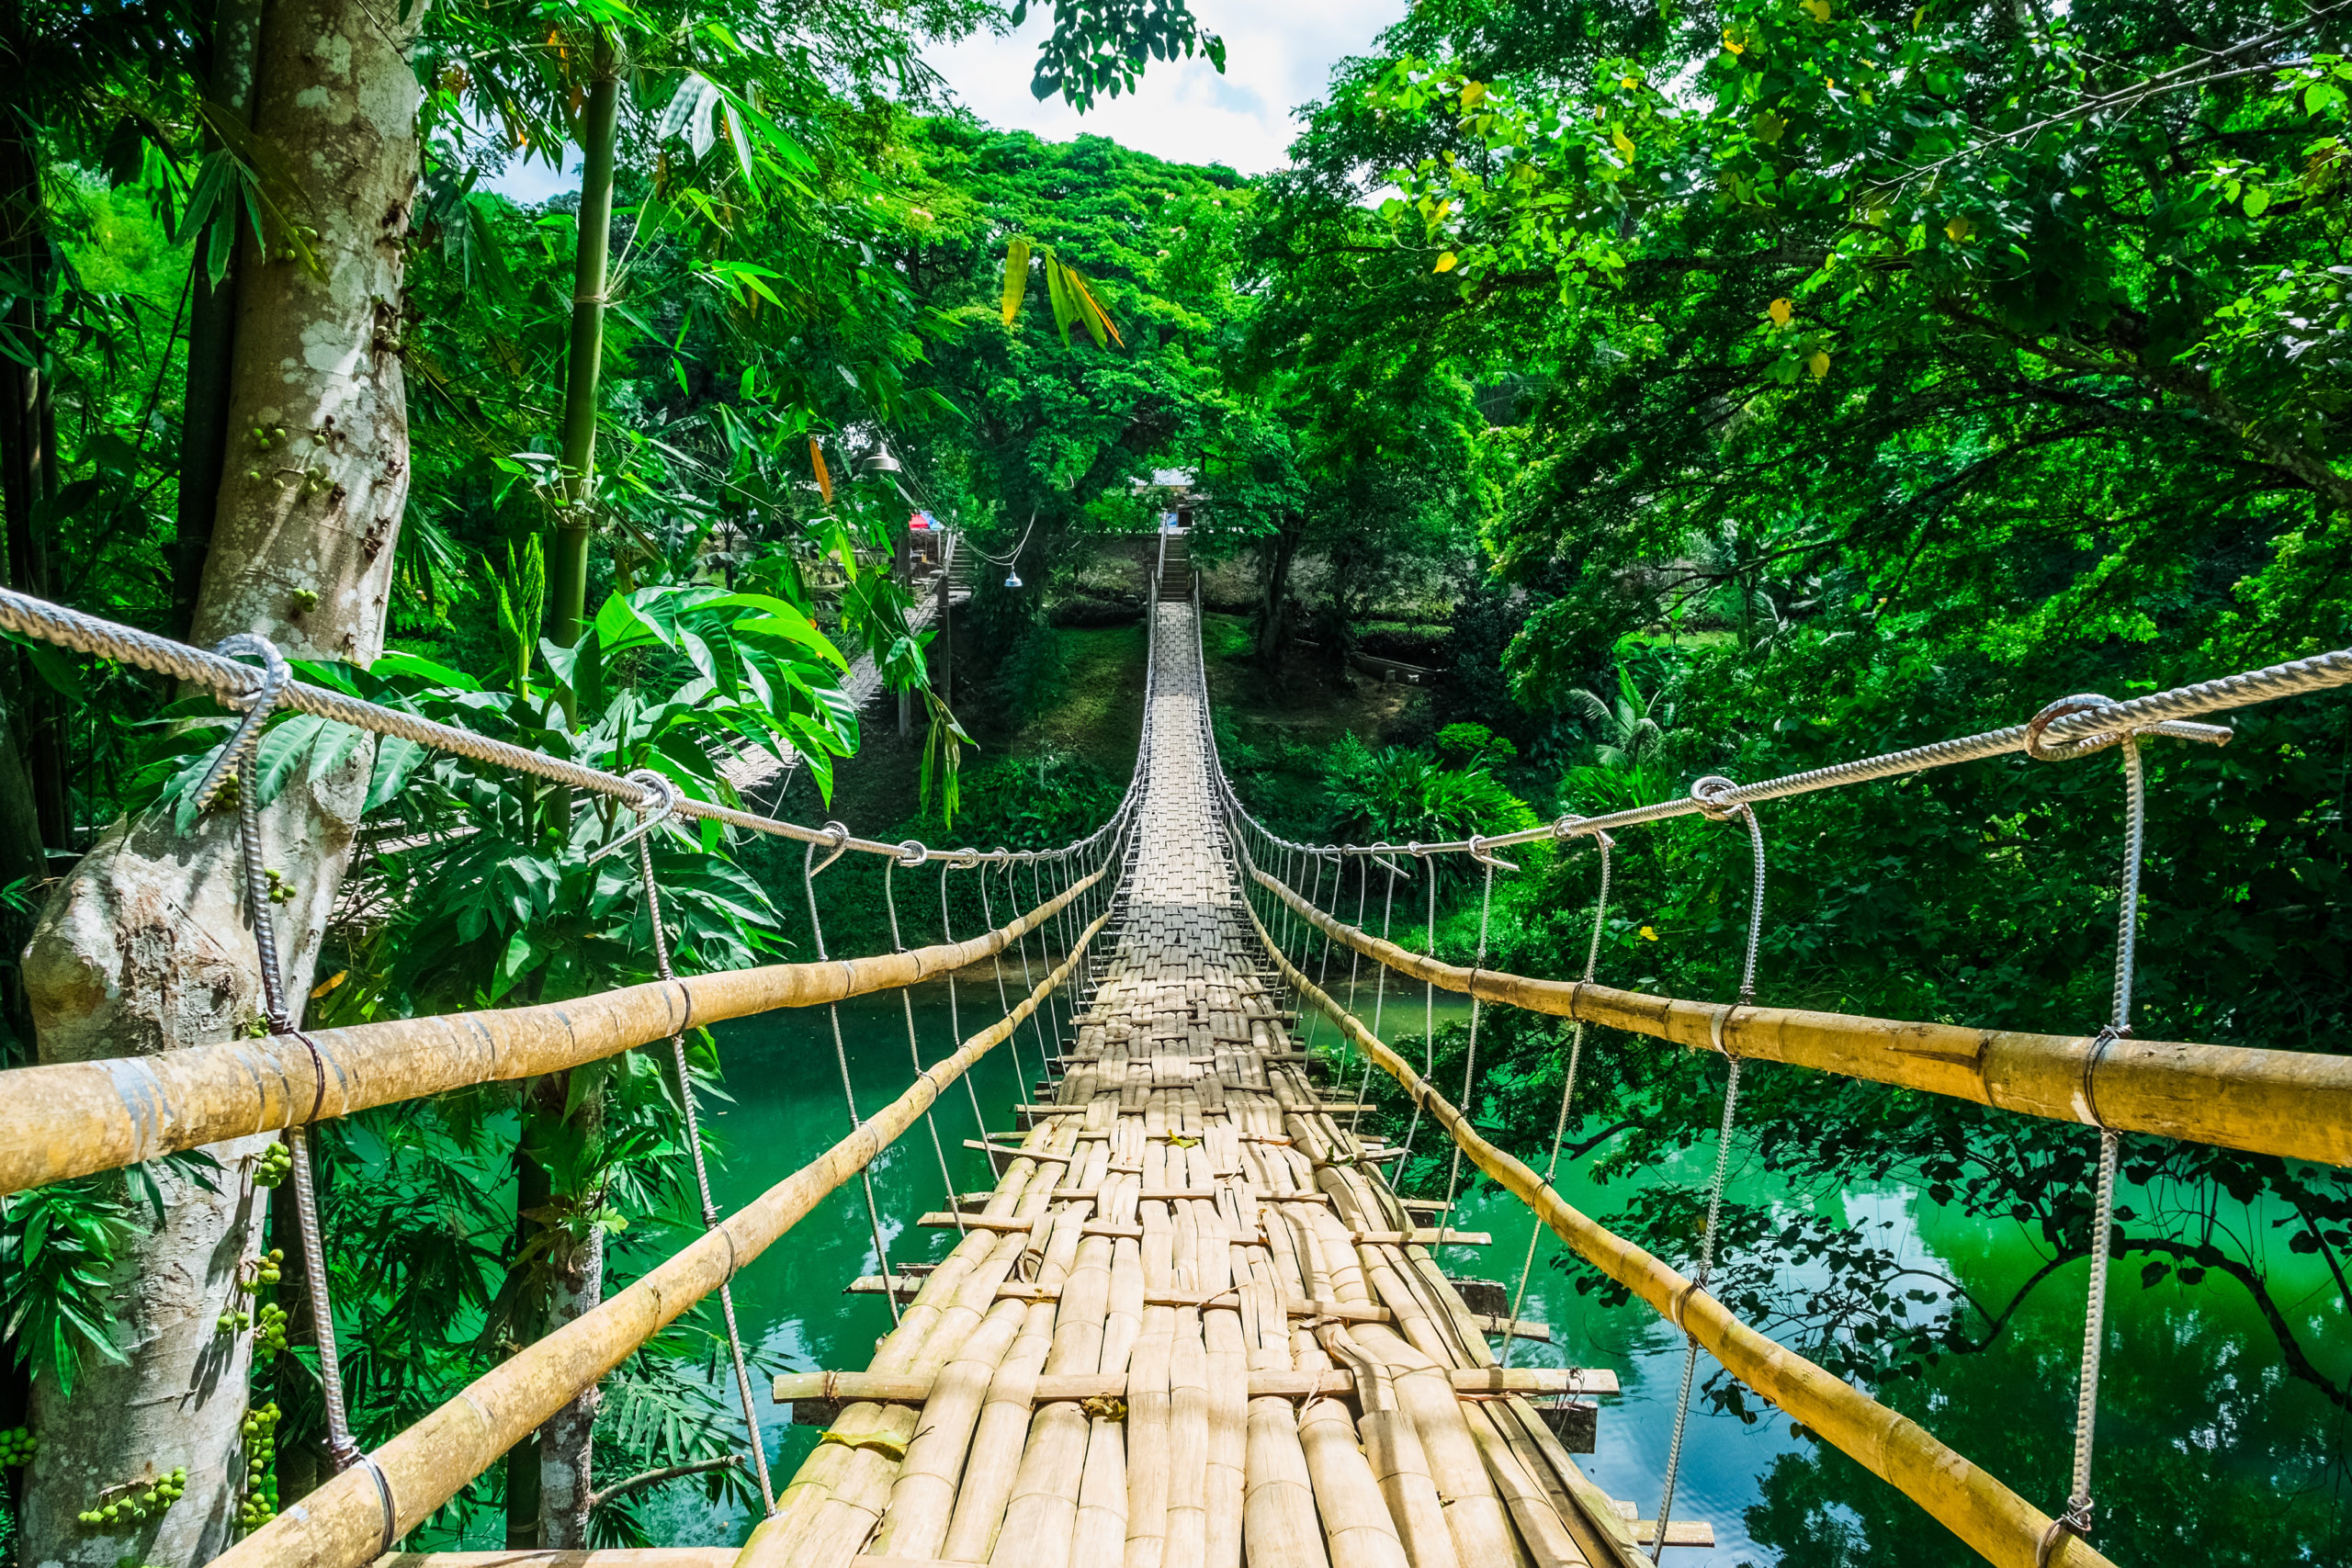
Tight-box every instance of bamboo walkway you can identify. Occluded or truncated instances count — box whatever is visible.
[743,603,1660,1568]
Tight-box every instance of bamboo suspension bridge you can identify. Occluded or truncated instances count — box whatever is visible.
[0,555,2349,1568]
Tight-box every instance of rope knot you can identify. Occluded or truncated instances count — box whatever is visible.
[1689,774,1746,821]
[2025,694,2125,761]
[896,839,928,868]
[192,632,292,813]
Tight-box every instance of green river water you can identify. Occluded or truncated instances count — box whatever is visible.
[616,981,2349,1566]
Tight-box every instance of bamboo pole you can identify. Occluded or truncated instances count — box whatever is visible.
[204,909,1111,1568]
[1248,898,2119,1568]
[1252,863,2352,1166]
[3,867,1103,1198]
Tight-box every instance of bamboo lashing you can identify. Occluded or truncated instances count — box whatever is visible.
[1248,896,2117,1568]
[1252,863,2352,1167]
[0,863,1102,1198]
[205,908,1111,1568]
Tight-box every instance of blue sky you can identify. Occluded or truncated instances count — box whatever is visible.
[485,0,1401,202]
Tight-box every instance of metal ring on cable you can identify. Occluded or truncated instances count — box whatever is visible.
[948,845,982,871]
[2025,694,2122,761]
[586,769,682,863]
[2080,1023,2128,1130]
[355,1450,400,1555]
[808,820,853,879]
[191,632,292,812]
[896,839,929,868]
[1689,774,1744,821]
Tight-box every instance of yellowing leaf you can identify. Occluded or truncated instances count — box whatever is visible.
[1000,237,1032,325]
[1807,350,1831,379]
[809,438,832,505]
[1723,26,1747,52]
[1433,252,1458,272]
[309,970,347,1000]
[1768,297,1793,326]
[1639,926,1659,942]
[1802,0,1831,20]
[1944,214,1973,243]
[1619,74,1642,91]
[1461,80,1488,107]
[1752,111,1786,144]
[1611,126,1636,159]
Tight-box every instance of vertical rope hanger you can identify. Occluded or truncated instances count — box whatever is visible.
[2031,704,2156,1565]
[997,851,1055,1085]
[974,858,1033,1098]
[1436,838,1515,1253]
[1652,777,1769,1563]
[939,857,996,1175]
[885,846,963,1240]
[197,637,367,1472]
[802,827,902,1324]
[621,779,777,1513]
[1501,825,1613,1370]
[1348,854,1407,1143]
[1398,848,1439,1168]
[1333,856,1370,1125]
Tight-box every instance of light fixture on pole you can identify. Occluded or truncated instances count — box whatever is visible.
[860,439,901,476]
[1004,570,1023,589]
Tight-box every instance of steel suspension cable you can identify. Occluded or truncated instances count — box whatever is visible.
[1501,829,1613,1371]
[974,863,1029,1102]
[1652,789,1769,1562]
[885,851,963,1239]
[1000,851,1055,1086]
[1335,856,1370,1128]
[802,832,901,1324]
[630,815,776,1512]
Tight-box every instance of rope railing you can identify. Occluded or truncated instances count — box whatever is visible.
[205,906,1114,1568]
[1216,641,2352,860]
[1241,894,2115,1568]
[0,582,1126,867]
[1246,862,2352,1166]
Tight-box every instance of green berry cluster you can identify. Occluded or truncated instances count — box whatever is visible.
[75,1468,187,1529]
[262,868,296,906]
[254,1143,292,1188]
[0,1427,35,1466]
[217,1306,252,1332]
[253,1247,285,1288]
[253,1303,289,1358]
[237,1404,281,1532]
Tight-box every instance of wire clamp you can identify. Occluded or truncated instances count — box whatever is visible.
[1689,774,1746,822]
[896,839,929,868]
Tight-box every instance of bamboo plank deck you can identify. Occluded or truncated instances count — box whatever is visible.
[741,603,1652,1568]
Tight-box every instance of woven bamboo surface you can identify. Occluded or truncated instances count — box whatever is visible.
[740,604,1646,1568]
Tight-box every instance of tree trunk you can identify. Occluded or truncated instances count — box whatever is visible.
[14,0,421,1555]
[536,1073,604,1549]
[172,0,267,641]
[0,114,66,855]
[1254,524,1301,666]
[548,30,621,649]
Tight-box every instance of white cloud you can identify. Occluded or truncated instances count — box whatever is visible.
[922,0,1402,175]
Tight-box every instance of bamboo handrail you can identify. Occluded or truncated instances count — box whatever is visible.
[204,905,1113,1568]
[1244,897,2115,1568]
[1252,863,2352,1168]
[0,866,1103,1198]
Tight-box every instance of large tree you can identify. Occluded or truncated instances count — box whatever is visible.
[15,0,422,1553]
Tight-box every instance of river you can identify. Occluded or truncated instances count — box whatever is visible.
[627,980,2350,1565]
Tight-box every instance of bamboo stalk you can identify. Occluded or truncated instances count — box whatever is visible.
[1295,1338,1411,1568]
[1250,898,2119,1568]
[6,867,1104,1197]
[1253,862,2352,1166]
[207,911,1108,1568]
